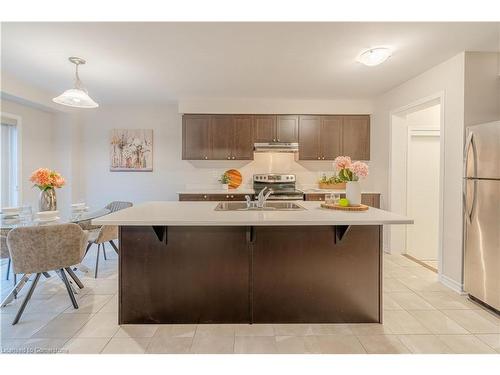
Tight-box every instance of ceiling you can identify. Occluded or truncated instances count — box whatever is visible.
[1,22,499,103]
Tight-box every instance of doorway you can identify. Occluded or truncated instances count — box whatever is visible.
[406,127,440,269]
[389,96,443,273]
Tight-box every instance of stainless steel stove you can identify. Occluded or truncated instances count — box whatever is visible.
[253,174,304,201]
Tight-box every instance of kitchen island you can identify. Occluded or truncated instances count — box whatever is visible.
[93,201,412,325]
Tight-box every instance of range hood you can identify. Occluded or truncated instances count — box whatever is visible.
[254,142,299,153]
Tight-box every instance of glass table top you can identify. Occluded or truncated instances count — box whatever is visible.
[0,208,111,231]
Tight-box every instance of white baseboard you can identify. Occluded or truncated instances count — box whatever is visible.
[439,273,465,295]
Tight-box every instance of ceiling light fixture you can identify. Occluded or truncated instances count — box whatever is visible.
[356,47,392,67]
[52,57,99,108]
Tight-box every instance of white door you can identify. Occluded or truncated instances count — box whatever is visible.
[406,129,440,261]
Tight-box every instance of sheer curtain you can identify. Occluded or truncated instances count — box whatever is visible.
[1,115,19,207]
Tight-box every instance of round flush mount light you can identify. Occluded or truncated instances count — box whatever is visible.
[356,47,393,67]
[53,57,99,108]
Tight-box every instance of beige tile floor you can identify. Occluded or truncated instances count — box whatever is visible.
[0,249,499,354]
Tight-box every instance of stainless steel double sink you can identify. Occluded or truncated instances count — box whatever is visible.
[214,201,305,211]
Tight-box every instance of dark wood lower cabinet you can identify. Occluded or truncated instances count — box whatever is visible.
[119,225,382,324]
[119,226,250,324]
[252,226,381,323]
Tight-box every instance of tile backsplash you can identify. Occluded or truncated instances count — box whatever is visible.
[182,153,368,191]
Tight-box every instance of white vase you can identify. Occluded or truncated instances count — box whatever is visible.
[222,184,229,191]
[346,181,361,206]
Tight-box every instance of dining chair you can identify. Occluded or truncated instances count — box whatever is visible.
[84,201,132,278]
[1,233,16,284]
[6,223,88,325]
[86,225,119,278]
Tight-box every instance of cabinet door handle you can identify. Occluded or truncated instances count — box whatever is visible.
[227,156,231,160]
[232,156,235,160]
[317,156,321,160]
[203,195,208,199]
[277,138,280,142]
[226,195,229,198]
[322,156,325,160]
[230,195,234,198]
[273,138,276,142]
[204,156,208,160]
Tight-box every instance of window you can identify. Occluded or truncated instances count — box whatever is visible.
[1,114,20,207]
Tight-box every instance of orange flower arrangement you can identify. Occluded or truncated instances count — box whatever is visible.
[30,168,66,191]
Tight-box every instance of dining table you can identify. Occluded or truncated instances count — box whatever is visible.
[0,207,111,308]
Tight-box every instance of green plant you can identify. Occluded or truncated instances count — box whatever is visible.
[319,174,346,184]
[219,172,230,184]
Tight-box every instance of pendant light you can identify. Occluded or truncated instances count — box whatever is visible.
[52,57,99,108]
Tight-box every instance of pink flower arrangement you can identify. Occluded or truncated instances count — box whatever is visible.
[30,168,66,191]
[350,161,369,178]
[333,156,352,171]
[333,156,369,181]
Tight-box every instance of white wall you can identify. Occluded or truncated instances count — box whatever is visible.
[406,103,441,129]
[2,72,72,113]
[77,103,381,210]
[178,98,373,114]
[1,96,381,214]
[464,52,500,127]
[373,52,466,290]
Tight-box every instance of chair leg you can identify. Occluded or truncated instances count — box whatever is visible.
[95,244,100,278]
[1,274,29,307]
[109,240,119,255]
[13,272,17,285]
[84,242,92,256]
[64,267,84,289]
[102,243,107,260]
[60,269,78,309]
[12,273,41,325]
[6,258,11,280]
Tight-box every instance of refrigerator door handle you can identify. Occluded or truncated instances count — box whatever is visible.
[463,132,476,178]
[468,179,478,223]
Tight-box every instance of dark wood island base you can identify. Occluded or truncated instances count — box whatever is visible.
[119,225,382,325]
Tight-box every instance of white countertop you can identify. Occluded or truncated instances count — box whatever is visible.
[300,188,381,194]
[177,188,380,195]
[92,201,412,226]
[178,188,255,195]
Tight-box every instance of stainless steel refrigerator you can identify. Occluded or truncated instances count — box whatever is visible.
[463,121,500,311]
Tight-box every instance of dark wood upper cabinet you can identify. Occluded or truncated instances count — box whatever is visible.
[342,115,370,160]
[183,113,370,161]
[253,115,276,143]
[276,115,298,142]
[183,114,254,160]
[320,116,343,160]
[298,115,321,160]
[298,115,370,161]
[232,115,254,160]
[210,115,234,160]
[183,115,211,160]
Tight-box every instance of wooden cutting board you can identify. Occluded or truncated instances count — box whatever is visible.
[320,203,369,211]
[225,169,242,189]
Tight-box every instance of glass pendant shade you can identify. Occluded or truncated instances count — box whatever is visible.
[52,57,99,108]
[52,88,99,108]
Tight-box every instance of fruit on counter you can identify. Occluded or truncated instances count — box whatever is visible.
[339,198,350,207]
